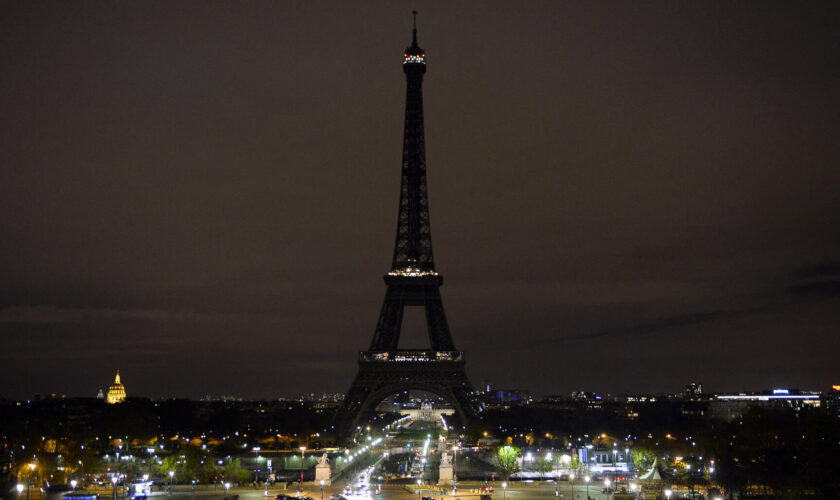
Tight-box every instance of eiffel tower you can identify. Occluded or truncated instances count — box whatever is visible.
[334,14,477,438]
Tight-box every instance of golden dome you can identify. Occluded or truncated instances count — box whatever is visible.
[107,370,126,404]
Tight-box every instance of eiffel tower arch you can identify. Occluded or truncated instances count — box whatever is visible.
[334,15,478,438]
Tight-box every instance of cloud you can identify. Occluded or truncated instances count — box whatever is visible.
[789,261,840,297]
[554,306,769,342]
[789,280,840,298]
[798,262,840,279]
[0,304,243,325]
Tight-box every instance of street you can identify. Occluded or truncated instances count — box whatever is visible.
[126,481,615,500]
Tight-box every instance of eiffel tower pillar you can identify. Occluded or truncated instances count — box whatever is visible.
[334,14,478,439]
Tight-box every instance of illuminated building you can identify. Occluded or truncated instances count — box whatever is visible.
[578,447,631,474]
[821,385,840,418]
[708,388,819,421]
[684,382,703,399]
[106,370,126,404]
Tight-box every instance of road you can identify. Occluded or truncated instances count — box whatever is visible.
[129,481,615,500]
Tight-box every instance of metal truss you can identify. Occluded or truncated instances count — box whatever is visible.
[334,26,477,440]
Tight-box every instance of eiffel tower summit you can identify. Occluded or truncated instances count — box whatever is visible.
[334,14,478,438]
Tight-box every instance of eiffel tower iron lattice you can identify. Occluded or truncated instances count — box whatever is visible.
[334,16,478,438]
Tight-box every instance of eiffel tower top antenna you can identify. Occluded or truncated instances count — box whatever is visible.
[412,10,418,45]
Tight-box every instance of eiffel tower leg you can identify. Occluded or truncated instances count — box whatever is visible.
[334,373,373,439]
[369,293,405,351]
[424,288,455,351]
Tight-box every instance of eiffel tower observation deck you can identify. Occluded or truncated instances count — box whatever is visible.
[334,14,478,438]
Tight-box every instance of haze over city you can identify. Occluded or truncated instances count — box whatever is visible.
[1,1,838,400]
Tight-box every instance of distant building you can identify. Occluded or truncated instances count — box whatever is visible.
[483,389,532,406]
[297,392,345,403]
[708,388,819,421]
[571,391,603,409]
[106,371,126,404]
[96,389,105,399]
[821,385,840,418]
[684,382,703,399]
[576,446,631,474]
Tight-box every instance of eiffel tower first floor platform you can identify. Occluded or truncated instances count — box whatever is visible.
[333,350,479,439]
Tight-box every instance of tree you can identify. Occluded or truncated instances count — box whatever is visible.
[569,457,585,475]
[494,445,522,480]
[156,455,179,480]
[671,458,707,500]
[222,459,250,484]
[64,445,101,477]
[536,455,555,475]
[181,445,216,484]
[631,448,656,473]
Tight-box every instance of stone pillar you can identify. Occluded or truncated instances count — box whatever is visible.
[438,463,453,486]
[315,463,331,486]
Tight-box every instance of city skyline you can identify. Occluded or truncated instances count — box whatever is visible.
[12,370,831,402]
[1,2,839,400]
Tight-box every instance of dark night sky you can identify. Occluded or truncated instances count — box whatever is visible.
[1,1,839,400]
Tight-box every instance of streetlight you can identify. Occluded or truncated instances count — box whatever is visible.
[320,479,325,500]
[584,475,590,500]
[665,489,672,499]
[224,482,230,498]
[168,470,174,491]
[569,473,575,500]
[416,479,422,500]
[612,449,618,492]
[27,463,35,500]
[112,476,118,500]
[502,481,507,500]
[265,459,272,497]
[70,480,77,491]
[604,478,611,500]
[299,446,306,496]
[452,445,459,484]
[16,484,23,500]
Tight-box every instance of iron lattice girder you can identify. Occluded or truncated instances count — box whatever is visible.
[369,275,455,351]
[392,51,434,272]
[335,354,478,436]
[335,27,477,440]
